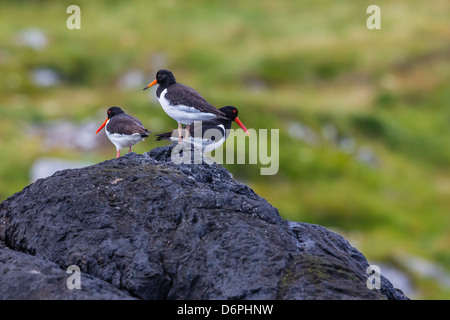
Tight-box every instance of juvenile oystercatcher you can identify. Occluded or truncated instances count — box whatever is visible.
[155,106,249,153]
[143,69,228,143]
[95,106,151,158]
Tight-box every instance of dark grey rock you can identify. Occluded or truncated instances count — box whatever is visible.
[0,240,134,299]
[0,145,408,300]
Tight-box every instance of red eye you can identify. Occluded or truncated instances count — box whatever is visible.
[233,110,236,114]
[108,110,111,114]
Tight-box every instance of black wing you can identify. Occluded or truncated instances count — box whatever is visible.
[109,114,151,136]
[164,83,228,119]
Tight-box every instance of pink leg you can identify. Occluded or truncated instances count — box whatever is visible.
[178,123,182,144]
[128,147,132,153]
[116,149,120,158]
[184,125,190,142]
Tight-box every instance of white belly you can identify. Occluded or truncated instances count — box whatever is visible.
[158,89,218,125]
[106,130,145,150]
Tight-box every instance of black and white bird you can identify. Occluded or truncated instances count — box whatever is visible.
[95,106,151,158]
[155,106,249,153]
[143,69,228,143]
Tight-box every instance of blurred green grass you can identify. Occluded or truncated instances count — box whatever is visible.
[1,0,450,299]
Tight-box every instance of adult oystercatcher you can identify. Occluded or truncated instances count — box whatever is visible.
[155,106,249,153]
[143,69,228,143]
[95,106,151,158]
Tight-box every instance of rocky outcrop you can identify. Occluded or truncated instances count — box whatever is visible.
[0,145,407,300]
[0,240,134,299]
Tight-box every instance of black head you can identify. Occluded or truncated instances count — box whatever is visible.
[107,106,125,119]
[219,106,249,135]
[96,106,125,134]
[156,69,176,86]
[143,69,176,90]
[219,106,239,120]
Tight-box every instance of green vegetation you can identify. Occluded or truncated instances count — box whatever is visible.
[1,0,449,299]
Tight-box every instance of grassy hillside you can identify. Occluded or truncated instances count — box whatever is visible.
[0,0,449,299]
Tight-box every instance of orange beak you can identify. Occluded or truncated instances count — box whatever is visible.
[143,79,158,91]
[95,118,108,134]
[234,117,250,136]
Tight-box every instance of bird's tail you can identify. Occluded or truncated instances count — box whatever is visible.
[155,132,172,141]
[140,129,152,138]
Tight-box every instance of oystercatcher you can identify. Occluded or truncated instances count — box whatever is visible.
[95,106,151,158]
[155,106,249,153]
[143,69,227,143]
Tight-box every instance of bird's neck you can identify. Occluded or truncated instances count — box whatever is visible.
[156,82,175,98]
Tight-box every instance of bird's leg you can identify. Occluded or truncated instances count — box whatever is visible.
[184,125,190,142]
[116,149,121,158]
[178,122,182,144]
[128,146,132,153]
